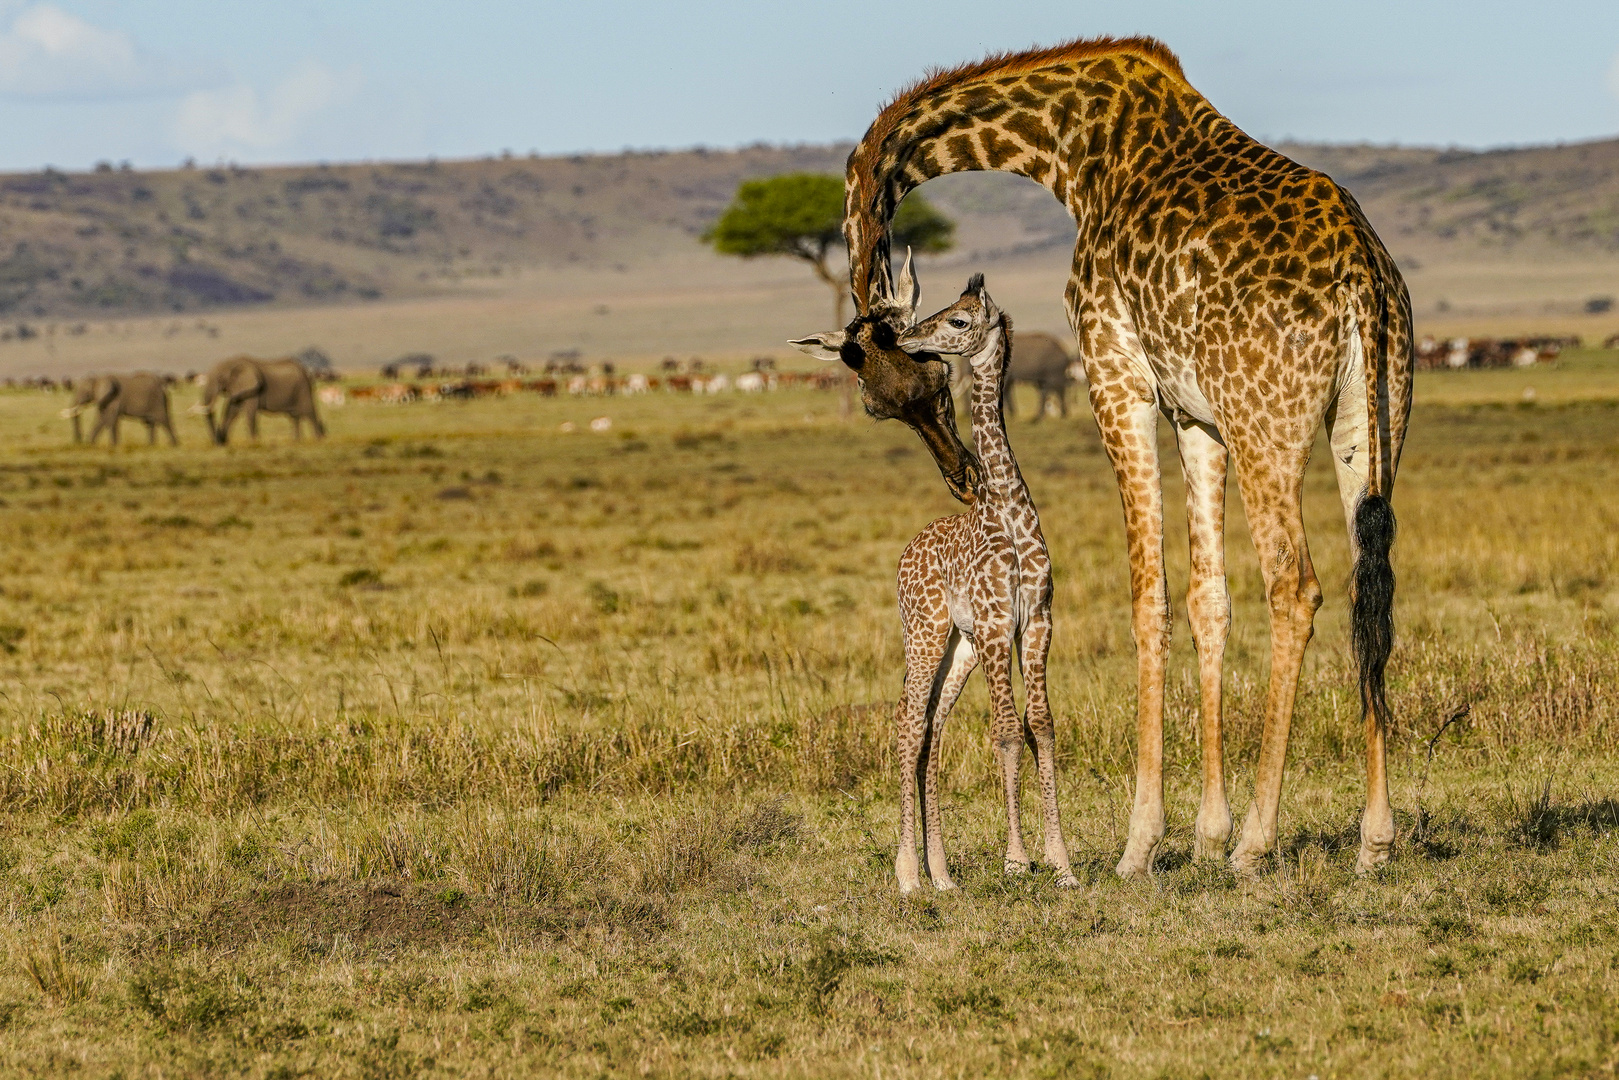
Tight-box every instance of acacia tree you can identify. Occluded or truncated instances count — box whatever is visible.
[703,172,954,326]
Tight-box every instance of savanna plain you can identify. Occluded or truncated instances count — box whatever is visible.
[0,350,1616,1079]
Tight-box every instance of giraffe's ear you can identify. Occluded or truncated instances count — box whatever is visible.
[788,331,847,362]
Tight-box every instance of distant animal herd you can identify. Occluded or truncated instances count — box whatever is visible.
[10,328,1616,448]
[1414,334,1590,369]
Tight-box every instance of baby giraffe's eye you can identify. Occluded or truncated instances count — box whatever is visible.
[948,317,969,328]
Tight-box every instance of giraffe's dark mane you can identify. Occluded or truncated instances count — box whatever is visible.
[847,36,1189,315]
[858,36,1186,173]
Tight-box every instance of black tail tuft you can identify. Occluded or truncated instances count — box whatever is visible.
[1351,494,1397,730]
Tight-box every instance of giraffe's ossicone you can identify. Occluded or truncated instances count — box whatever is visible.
[890,275,1076,894]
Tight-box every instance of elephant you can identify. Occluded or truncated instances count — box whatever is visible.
[194,356,326,444]
[950,331,1078,420]
[61,372,178,446]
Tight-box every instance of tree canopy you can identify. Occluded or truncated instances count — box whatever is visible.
[703,172,955,323]
[703,173,843,263]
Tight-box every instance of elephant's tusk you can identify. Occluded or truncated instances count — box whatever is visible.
[59,407,80,419]
[188,403,210,414]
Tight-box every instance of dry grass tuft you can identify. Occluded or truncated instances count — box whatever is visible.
[22,936,94,1007]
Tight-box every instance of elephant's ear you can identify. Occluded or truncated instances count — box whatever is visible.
[94,377,119,407]
[225,361,263,399]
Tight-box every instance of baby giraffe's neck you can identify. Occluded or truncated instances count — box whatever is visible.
[966,318,1028,506]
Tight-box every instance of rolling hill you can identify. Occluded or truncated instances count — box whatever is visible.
[0,135,1616,323]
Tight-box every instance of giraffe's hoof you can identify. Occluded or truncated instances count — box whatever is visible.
[1354,844,1392,875]
[1192,828,1231,863]
[1115,832,1161,879]
[1004,859,1031,876]
[932,876,957,892]
[1054,872,1081,889]
[1228,844,1268,878]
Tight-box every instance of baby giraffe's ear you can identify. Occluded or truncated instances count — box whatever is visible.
[788,331,847,362]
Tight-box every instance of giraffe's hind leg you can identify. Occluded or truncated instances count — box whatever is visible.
[1326,371,1395,873]
[1177,420,1234,861]
[977,629,1033,876]
[920,629,977,891]
[896,616,953,894]
[1017,614,1077,886]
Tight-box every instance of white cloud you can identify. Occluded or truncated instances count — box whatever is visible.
[172,64,349,159]
[0,3,194,100]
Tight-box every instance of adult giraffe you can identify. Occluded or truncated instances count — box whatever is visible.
[792,36,1411,876]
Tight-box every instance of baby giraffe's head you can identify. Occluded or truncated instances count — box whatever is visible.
[898,274,1005,371]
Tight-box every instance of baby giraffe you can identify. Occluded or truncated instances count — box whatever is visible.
[891,274,1077,893]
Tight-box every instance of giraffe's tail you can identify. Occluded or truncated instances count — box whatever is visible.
[1351,491,1396,733]
[1346,229,1401,736]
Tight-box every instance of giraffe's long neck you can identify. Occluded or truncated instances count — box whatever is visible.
[966,318,1029,509]
[845,50,1224,311]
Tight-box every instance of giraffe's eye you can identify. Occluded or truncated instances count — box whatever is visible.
[948,317,968,329]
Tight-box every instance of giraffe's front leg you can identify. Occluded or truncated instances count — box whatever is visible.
[1019,612,1077,887]
[978,631,1031,876]
[1092,382,1170,878]
[1177,420,1234,862]
[895,650,938,895]
[1227,441,1324,877]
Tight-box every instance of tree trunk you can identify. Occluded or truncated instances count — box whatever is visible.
[807,252,848,327]
[807,254,855,421]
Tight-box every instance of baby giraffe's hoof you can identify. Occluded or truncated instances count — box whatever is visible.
[1054,871,1081,889]
[1004,859,1031,876]
[932,876,957,892]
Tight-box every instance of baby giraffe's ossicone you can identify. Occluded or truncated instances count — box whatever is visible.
[889,274,1077,893]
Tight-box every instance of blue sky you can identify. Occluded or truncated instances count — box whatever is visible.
[0,0,1615,171]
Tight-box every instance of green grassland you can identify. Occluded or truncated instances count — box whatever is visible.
[0,352,1615,1077]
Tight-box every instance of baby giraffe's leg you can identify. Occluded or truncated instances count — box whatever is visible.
[920,630,977,891]
[896,623,950,895]
[1019,613,1077,886]
[979,631,1031,874]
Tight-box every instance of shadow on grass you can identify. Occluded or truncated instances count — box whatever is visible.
[1506,784,1619,852]
[1281,821,1360,859]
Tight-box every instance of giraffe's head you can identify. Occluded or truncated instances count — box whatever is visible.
[790,251,982,504]
[898,274,1005,373]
